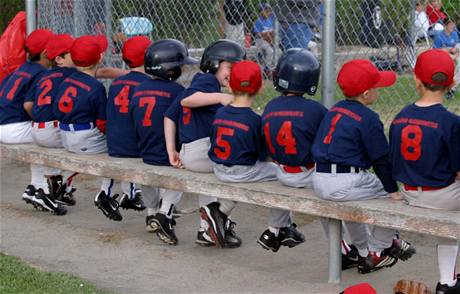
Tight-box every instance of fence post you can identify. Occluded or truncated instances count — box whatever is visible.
[26,0,36,35]
[104,0,113,67]
[321,0,336,109]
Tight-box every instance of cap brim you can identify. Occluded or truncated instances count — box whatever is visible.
[182,56,199,65]
[374,71,397,89]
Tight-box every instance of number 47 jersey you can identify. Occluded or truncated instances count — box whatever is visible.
[390,103,460,188]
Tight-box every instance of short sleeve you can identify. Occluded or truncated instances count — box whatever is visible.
[164,96,181,124]
[253,19,263,33]
[93,85,107,120]
[362,115,389,161]
[449,117,460,172]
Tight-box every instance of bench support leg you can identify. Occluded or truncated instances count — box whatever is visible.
[328,218,342,283]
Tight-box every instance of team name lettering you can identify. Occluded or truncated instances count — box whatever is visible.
[330,107,362,122]
[134,90,171,98]
[111,80,140,87]
[392,118,438,129]
[39,72,63,83]
[263,111,304,120]
[16,71,32,79]
[64,78,91,92]
[213,119,249,132]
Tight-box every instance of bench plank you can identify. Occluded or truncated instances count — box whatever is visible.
[1,143,459,240]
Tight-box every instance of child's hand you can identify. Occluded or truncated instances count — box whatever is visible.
[449,47,459,60]
[168,151,183,168]
[390,192,403,200]
[220,93,234,106]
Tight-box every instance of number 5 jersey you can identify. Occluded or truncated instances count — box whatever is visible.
[389,103,460,187]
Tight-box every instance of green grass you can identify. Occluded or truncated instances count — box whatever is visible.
[0,253,112,294]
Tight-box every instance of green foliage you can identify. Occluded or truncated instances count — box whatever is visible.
[0,253,111,294]
[0,0,24,34]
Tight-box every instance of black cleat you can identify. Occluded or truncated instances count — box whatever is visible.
[22,185,37,206]
[358,250,398,274]
[389,238,416,261]
[279,223,305,248]
[146,215,159,233]
[199,202,227,248]
[56,187,76,206]
[119,191,146,211]
[151,213,178,245]
[195,229,215,247]
[224,219,242,248]
[34,188,67,215]
[94,191,122,221]
[342,244,360,270]
[436,274,460,294]
[257,229,281,252]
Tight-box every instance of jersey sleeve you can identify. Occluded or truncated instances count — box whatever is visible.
[92,84,107,120]
[433,35,443,48]
[362,115,390,161]
[164,96,181,124]
[253,19,263,33]
[448,117,460,172]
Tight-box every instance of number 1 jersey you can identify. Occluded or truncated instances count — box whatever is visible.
[389,103,460,187]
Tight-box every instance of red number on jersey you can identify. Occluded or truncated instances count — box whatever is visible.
[401,124,423,161]
[276,121,297,154]
[6,77,24,100]
[58,86,77,113]
[37,79,53,106]
[323,113,343,144]
[183,107,191,125]
[114,85,130,113]
[139,96,156,127]
[214,126,235,160]
[263,122,275,154]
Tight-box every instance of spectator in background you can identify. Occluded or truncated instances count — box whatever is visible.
[414,1,430,40]
[433,19,460,98]
[253,3,275,73]
[220,0,247,47]
[274,0,321,50]
[426,0,446,35]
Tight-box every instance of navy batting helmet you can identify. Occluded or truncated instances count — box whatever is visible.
[273,48,320,95]
[144,39,198,81]
[200,39,247,74]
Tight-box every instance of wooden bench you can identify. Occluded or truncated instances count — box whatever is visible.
[1,143,459,283]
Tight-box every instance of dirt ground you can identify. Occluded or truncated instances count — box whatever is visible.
[0,159,457,293]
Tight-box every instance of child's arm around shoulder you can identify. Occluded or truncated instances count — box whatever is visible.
[164,117,182,168]
[180,92,233,108]
[95,67,129,79]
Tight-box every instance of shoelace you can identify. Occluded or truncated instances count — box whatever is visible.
[226,220,237,232]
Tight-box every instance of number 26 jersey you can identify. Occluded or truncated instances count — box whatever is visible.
[389,103,460,187]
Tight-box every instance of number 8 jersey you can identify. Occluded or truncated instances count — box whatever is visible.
[389,103,460,187]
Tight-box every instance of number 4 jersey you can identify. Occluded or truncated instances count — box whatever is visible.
[106,71,150,157]
[390,103,460,187]
[263,95,327,167]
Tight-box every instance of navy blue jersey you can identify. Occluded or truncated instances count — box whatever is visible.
[53,71,107,124]
[262,95,327,166]
[29,67,77,122]
[0,62,47,124]
[164,73,222,144]
[312,100,389,169]
[209,105,265,166]
[106,71,150,158]
[130,78,185,166]
[390,103,460,187]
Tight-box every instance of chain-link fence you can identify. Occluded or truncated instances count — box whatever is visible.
[36,0,459,126]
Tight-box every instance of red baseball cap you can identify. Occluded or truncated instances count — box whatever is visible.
[25,29,54,55]
[343,283,377,294]
[46,34,75,60]
[337,59,396,97]
[70,35,108,67]
[229,60,262,95]
[122,36,152,68]
[414,49,455,86]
